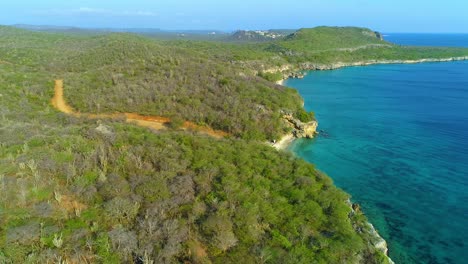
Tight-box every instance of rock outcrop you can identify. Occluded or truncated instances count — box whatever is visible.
[283,114,318,139]
[298,56,468,71]
[347,200,395,264]
[374,31,384,41]
[270,56,468,85]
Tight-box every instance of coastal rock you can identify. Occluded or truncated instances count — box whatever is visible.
[374,31,384,41]
[289,72,305,79]
[352,203,361,213]
[347,199,394,264]
[367,223,395,264]
[261,64,293,74]
[283,114,318,139]
[297,56,468,72]
[367,224,387,254]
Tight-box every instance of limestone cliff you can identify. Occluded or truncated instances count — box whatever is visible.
[298,56,468,71]
[262,56,468,84]
[348,201,395,264]
[283,114,318,139]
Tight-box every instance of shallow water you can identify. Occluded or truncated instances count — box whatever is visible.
[286,61,468,264]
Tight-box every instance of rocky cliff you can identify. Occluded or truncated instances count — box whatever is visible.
[263,56,468,84]
[283,114,318,139]
[298,56,468,71]
[348,201,395,264]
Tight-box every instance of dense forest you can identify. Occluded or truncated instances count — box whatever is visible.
[1,25,468,263]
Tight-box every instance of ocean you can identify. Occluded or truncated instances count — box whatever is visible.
[286,35,468,264]
[385,33,468,48]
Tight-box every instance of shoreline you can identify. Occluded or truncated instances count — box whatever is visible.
[272,133,295,150]
[269,56,468,81]
[268,58,464,263]
[298,56,468,71]
[275,79,285,86]
[272,132,395,263]
[271,56,468,151]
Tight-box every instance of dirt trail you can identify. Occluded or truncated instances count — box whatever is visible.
[52,80,76,115]
[51,80,228,138]
[0,59,13,65]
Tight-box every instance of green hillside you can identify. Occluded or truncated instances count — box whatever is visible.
[55,34,310,141]
[162,26,468,69]
[282,26,388,50]
[2,25,468,263]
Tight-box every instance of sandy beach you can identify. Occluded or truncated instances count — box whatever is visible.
[276,79,285,86]
[272,133,295,150]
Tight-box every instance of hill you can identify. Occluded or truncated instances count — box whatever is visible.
[2,25,468,263]
[0,27,385,262]
[282,26,388,50]
[161,26,468,76]
[52,34,311,141]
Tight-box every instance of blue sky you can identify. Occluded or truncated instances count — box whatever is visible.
[1,0,467,32]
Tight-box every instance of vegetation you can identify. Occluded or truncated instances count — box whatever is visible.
[1,24,467,263]
[57,34,307,141]
[228,30,290,42]
[282,27,387,50]
[257,71,284,82]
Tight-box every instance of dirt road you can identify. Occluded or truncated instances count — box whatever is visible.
[51,80,228,138]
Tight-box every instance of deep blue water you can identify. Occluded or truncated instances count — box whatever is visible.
[286,60,468,263]
[385,33,468,47]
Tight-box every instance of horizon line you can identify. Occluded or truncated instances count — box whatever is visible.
[4,24,468,34]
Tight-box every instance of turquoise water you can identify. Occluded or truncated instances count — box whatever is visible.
[286,61,468,264]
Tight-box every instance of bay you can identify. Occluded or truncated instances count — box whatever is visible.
[286,60,468,264]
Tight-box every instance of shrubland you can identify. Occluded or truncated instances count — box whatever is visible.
[2,25,467,263]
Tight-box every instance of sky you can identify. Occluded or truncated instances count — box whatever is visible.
[1,0,467,33]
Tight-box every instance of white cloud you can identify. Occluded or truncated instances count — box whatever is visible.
[31,7,157,17]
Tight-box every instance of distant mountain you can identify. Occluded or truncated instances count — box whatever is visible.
[12,24,228,39]
[14,24,165,33]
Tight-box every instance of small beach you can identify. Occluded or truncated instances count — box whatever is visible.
[272,133,294,150]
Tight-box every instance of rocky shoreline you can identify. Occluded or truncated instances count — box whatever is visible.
[269,56,468,81]
[298,56,468,71]
[272,113,318,150]
[271,116,395,263]
[270,56,468,262]
[348,200,395,264]
[268,57,458,262]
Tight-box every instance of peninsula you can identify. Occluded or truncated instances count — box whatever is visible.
[1,25,467,263]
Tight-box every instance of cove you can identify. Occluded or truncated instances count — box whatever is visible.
[286,61,468,264]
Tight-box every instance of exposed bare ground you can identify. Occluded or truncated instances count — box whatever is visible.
[188,239,208,261]
[0,59,13,65]
[58,194,87,215]
[51,80,229,138]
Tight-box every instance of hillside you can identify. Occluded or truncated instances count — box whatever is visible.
[282,27,388,50]
[53,34,311,141]
[161,26,468,75]
[271,27,468,65]
[2,25,468,263]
